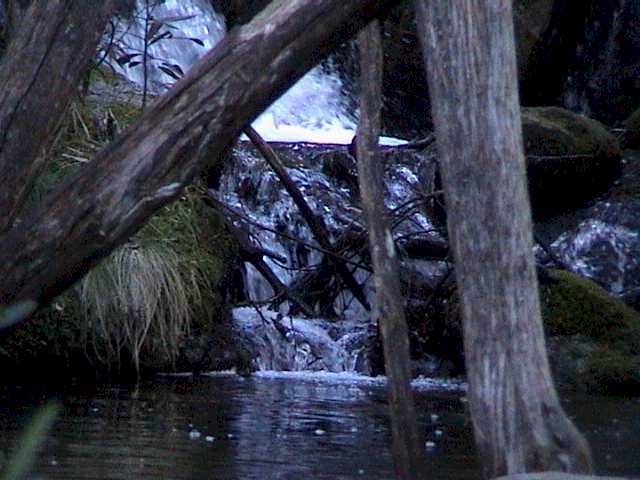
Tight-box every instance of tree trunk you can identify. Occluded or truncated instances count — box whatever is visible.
[0,0,402,324]
[0,0,116,233]
[414,0,593,477]
[356,20,425,479]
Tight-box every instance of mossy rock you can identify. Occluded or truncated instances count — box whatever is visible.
[622,107,640,149]
[424,269,640,394]
[0,297,90,380]
[522,107,622,220]
[540,270,640,347]
[583,349,640,395]
[540,269,640,394]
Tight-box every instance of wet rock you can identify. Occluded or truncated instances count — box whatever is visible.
[523,107,622,219]
[550,200,640,297]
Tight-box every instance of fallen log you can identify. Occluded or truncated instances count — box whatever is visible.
[0,0,402,325]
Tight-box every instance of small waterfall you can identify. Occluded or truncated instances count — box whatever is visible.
[559,0,630,122]
[215,143,441,373]
[108,0,375,144]
[109,0,440,374]
[108,0,225,92]
[551,200,640,297]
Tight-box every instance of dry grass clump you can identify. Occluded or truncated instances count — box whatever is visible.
[77,241,205,374]
[25,93,227,376]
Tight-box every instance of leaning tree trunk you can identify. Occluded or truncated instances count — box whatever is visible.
[0,0,402,326]
[356,20,425,479]
[414,0,593,477]
[0,0,116,233]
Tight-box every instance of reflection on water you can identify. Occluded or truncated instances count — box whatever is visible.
[0,375,638,479]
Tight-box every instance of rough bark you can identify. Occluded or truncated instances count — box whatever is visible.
[0,0,117,233]
[415,0,593,477]
[0,0,402,324]
[356,20,425,479]
[244,125,370,311]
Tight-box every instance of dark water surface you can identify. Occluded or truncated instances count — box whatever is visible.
[0,374,638,479]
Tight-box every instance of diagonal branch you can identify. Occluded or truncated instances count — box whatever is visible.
[244,125,371,311]
[0,0,402,326]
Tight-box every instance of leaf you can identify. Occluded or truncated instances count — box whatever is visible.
[115,53,141,66]
[154,13,197,24]
[158,65,182,80]
[147,20,163,41]
[148,30,172,47]
[189,37,205,47]
[167,63,184,76]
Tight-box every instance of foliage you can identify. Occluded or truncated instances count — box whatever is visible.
[77,189,232,374]
[105,0,206,106]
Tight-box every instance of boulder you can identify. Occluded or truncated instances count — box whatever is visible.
[420,268,640,394]
[540,269,640,394]
[522,107,622,219]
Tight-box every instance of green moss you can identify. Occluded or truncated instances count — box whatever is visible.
[540,270,640,340]
[541,269,640,394]
[2,93,237,378]
[0,296,84,377]
[584,349,640,395]
[523,107,621,159]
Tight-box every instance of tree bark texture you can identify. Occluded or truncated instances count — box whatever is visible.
[356,20,425,479]
[415,0,593,477]
[0,0,402,322]
[0,0,117,233]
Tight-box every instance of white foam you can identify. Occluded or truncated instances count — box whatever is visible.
[252,370,465,391]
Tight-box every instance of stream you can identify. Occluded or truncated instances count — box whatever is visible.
[2,1,640,478]
[1,375,640,479]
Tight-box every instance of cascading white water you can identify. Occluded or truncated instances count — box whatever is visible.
[109,1,427,374]
[108,0,225,92]
[109,0,381,144]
